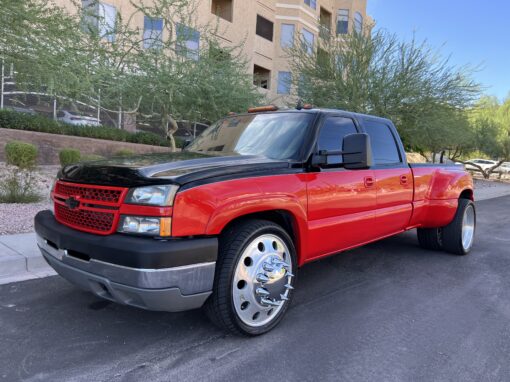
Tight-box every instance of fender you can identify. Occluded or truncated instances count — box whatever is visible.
[409,166,474,228]
[172,174,309,264]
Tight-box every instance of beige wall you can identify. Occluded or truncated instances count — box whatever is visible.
[52,0,370,105]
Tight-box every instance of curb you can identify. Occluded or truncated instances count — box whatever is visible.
[0,233,56,285]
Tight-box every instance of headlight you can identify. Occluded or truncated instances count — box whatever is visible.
[125,185,179,206]
[118,216,172,237]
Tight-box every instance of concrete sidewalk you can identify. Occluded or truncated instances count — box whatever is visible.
[0,233,56,285]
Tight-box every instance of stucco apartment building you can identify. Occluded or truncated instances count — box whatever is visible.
[53,0,370,104]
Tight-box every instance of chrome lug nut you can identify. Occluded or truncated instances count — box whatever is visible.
[261,298,281,307]
[256,273,270,283]
[256,287,270,297]
[263,263,275,272]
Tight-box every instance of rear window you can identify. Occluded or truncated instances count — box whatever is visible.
[363,120,401,165]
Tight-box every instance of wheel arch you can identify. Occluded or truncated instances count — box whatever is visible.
[459,188,474,201]
[216,209,305,266]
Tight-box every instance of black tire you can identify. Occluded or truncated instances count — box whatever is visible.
[204,219,297,336]
[442,198,476,256]
[417,227,443,251]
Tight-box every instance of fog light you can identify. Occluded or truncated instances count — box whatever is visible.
[118,216,171,237]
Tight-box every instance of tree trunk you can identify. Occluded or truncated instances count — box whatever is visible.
[439,150,445,164]
[164,115,179,152]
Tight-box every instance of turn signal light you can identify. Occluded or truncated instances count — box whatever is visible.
[159,217,172,237]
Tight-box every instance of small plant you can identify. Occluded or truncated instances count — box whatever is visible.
[5,140,38,169]
[114,149,135,157]
[0,141,41,203]
[59,148,81,166]
[81,154,105,162]
[0,171,41,203]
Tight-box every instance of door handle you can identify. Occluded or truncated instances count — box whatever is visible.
[400,175,408,185]
[364,176,375,188]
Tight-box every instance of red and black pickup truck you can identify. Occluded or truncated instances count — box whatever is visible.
[35,107,476,335]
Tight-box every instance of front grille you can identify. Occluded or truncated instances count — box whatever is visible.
[53,181,127,235]
[55,182,123,204]
[55,203,115,233]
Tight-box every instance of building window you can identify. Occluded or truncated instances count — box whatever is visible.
[304,0,317,10]
[253,65,271,89]
[280,24,295,48]
[319,7,332,39]
[211,0,233,22]
[336,9,349,35]
[81,0,117,42]
[143,16,163,49]
[277,72,292,94]
[256,15,274,41]
[354,12,363,33]
[176,23,200,60]
[301,28,314,55]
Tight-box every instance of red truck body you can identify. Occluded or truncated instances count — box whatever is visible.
[172,164,472,266]
[36,108,475,335]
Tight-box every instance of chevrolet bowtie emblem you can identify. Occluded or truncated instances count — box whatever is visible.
[65,196,80,210]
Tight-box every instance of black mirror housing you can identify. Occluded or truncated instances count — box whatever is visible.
[343,133,373,169]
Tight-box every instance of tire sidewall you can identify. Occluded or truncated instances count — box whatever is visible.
[460,200,476,254]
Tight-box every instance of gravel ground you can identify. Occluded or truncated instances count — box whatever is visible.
[0,164,509,235]
[0,164,57,235]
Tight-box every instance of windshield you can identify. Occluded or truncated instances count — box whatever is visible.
[186,113,314,160]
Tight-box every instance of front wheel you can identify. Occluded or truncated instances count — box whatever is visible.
[204,220,296,336]
[442,199,476,256]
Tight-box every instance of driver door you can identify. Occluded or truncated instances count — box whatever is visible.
[306,116,377,261]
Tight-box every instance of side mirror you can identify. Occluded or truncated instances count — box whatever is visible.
[342,133,373,169]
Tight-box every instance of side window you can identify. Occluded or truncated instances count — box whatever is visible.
[363,120,401,165]
[317,117,357,166]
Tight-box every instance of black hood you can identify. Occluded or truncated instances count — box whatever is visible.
[59,152,295,188]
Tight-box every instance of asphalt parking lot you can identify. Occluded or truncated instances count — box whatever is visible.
[1,195,510,382]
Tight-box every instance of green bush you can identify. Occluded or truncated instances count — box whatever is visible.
[114,149,135,157]
[0,110,169,147]
[5,141,38,169]
[80,154,105,162]
[0,171,41,203]
[59,148,81,166]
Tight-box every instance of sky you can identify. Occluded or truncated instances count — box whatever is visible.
[367,0,510,101]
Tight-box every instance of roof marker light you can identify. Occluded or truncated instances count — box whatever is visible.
[247,105,279,113]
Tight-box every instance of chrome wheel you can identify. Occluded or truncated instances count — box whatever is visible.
[232,234,294,327]
[462,204,475,250]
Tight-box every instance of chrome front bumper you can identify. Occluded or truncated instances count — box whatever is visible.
[37,234,215,312]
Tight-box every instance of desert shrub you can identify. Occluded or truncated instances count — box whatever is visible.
[59,148,81,166]
[0,170,41,203]
[114,149,135,157]
[5,141,38,169]
[80,154,105,162]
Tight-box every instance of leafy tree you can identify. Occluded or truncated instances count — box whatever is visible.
[461,97,510,178]
[0,0,262,150]
[288,28,481,154]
